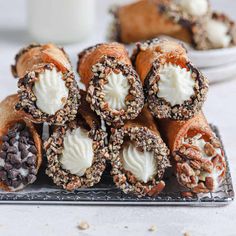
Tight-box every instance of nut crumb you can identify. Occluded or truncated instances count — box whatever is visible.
[183,232,191,236]
[124,226,128,229]
[148,225,157,232]
[78,221,90,230]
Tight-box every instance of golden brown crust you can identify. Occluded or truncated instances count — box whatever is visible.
[77,42,131,88]
[134,39,188,84]
[158,112,211,152]
[13,43,72,78]
[0,95,42,191]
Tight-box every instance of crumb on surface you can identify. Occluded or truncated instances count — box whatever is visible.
[184,232,191,236]
[78,221,90,230]
[148,225,157,232]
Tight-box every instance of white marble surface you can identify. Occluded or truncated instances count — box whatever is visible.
[0,0,236,235]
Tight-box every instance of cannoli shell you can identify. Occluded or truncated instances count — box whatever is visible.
[0,95,42,191]
[158,112,216,152]
[116,0,192,44]
[77,42,131,88]
[13,43,71,78]
[134,40,188,84]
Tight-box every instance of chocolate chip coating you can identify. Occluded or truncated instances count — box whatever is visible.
[0,122,38,190]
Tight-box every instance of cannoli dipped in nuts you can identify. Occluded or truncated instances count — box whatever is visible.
[45,91,109,191]
[12,43,80,125]
[158,112,226,193]
[77,42,144,127]
[0,95,42,191]
[132,38,208,120]
[110,107,170,197]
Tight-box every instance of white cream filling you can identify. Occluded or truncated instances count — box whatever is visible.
[60,128,94,177]
[121,144,157,183]
[157,63,195,106]
[103,71,130,110]
[206,19,231,48]
[179,0,208,16]
[184,134,224,190]
[32,67,69,115]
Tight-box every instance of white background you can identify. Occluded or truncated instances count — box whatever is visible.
[0,0,236,235]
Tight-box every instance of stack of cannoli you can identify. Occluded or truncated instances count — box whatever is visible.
[132,38,226,193]
[109,0,236,50]
[0,38,227,197]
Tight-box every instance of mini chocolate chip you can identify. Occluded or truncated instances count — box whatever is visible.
[9,138,16,146]
[0,170,7,180]
[21,149,29,159]
[11,179,21,188]
[27,174,36,184]
[20,130,29,138]
[21,162,28,169]
[29,167,37,175]
[18,143,25,151]
[8,130,16,139]
[1,136,9,142]
[0,151,7,159]
[2,142,10,151]
[7,146,18,154]
[8,154,21,166]
[4,163,13,171]
[15,163,22,169]
[28,140,35,145]
[27,155,36,165]
[19,136,28,144]
[16,123,25,132]
[8,169,18,179]
[28,146,37,154]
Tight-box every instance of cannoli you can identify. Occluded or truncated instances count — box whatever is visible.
[109,0,210,45]
[193,12,236,50]
[132,38,208,120]
[158,112,226,193]
[45,90,109,191]
[0,95,42,191]
[77,42,144,127]
[12,43,80,125]
[110,107,170,197]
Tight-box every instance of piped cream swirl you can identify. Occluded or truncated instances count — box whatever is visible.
[179,0,208,16]
[158,63,195,106]
[33,67,69,115]
[103,71,130,110]
[121,144,157,183]
[60,128,94,176]
[206,19,231,48]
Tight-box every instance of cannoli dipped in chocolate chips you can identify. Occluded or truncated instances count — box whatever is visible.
[110,107,170,197]
[132,38,208,120]
[12,43,80,125]
[45,91,109,191]
[158,112,226,193]
[77,42,144,127]
[0,95,42,191]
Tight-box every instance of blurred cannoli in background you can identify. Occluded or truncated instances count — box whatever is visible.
[109,0,236,50]
[12,43,80,125]
[132,38,208,120]
[77,42,144,127]
[0,95,42,192]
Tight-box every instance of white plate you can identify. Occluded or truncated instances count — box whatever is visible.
[201,62,236,83]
